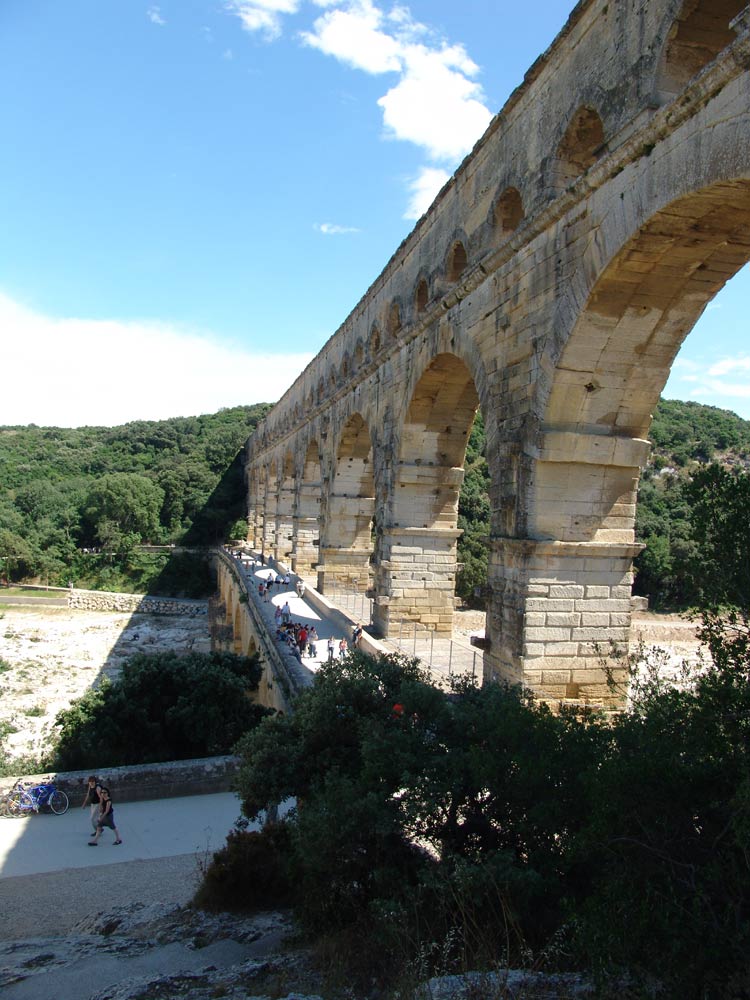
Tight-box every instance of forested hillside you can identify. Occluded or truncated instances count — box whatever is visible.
[1,397,748,606]
[0,404,270,595]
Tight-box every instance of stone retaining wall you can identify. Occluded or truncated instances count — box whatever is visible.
[68,589,207,616]
[0,754,239,804]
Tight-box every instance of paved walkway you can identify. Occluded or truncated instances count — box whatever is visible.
[237,552,481,685]
[0,791,245,880]
[0,792,256,939]
[239,559,357,670]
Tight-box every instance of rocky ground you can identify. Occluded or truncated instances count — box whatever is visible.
[0,607,211,762]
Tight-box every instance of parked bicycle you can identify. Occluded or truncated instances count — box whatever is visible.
[2,779,69,816]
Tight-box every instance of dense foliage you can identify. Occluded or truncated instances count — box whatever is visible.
[0,404,269,594]
[52,650,269,769]
[2,396,749,606]
[213,632,750,996]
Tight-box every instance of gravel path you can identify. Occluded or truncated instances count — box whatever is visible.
[0,853,201,940]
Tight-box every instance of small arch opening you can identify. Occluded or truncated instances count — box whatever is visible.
[555,107,605,189]
[494,187,524,233]
[387,301,402,337]
[447,241,468,283]
[656,1,744,101]
[369,324,381,356]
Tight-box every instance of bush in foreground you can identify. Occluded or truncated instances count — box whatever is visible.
[213,646,750,997]
[53,650,269,769]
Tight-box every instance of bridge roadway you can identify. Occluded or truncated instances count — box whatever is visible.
[234,548,481,685]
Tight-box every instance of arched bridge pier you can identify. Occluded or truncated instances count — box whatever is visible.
[243,1,750,703]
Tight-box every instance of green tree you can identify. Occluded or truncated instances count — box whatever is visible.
[53,650,268,769]
[82,473,165,548]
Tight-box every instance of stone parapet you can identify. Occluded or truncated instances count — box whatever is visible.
[67,589,207,616]
[0,754,240,803]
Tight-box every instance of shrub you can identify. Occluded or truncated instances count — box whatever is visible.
[193,823,294,913]
[53,650,270,769]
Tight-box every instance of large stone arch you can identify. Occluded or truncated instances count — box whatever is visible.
[243,1,750,702]
[318,412,375,594]
[261,460,278,557]
[373,352,480,636]
[485,179,750,701]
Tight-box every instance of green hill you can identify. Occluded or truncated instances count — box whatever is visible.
[0,404,270,596]
[1,396,747,606]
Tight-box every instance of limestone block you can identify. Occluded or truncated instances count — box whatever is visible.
[579,612,611,627]
[525,599,575,612]
[524,627,572,642]
[548,585,585,599]
[546,612,581,627]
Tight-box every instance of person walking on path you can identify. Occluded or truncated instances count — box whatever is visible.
[339,637,348,658]
[308,625,318,658]
[81,775,103,834]
[88,788,122,846]
[282,601,292,624]
[296,579,306,598]
[327,636,336,663]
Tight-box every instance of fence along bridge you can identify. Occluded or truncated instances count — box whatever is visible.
[239,0,750,704]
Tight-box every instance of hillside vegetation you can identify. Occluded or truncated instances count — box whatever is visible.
[0,404,269,596]
[1,397,748,606]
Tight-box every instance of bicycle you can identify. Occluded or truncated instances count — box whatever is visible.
[3,779,69,817]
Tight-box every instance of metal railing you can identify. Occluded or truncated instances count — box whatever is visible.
[390,620,481,685]
[317,576,481,686]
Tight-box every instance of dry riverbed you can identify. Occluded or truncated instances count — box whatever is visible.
[0,606,210,761]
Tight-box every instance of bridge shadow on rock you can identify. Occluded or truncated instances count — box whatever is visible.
[140,448,249,599]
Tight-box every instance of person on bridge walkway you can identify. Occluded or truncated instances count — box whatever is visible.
[296,579,306,598]
[81,775,103,834]
[88,788,122,846]
[327,636,335,663]
[307,626,318,658]
[282,601,291,624]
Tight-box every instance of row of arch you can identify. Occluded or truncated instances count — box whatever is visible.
[277,0,746,426]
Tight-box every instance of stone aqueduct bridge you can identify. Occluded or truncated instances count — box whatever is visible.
[242,0,750,702]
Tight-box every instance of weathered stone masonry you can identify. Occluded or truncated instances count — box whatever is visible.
[244,0,750,702]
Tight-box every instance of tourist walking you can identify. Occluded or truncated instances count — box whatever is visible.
[307,625,318,658]
[88,788,122,846]
[81,775,103,834]
[327,636,335,663]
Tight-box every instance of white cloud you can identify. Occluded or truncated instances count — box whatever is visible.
[403,166,450,220]
[315,222,361,234]
[225,0,492,211]
[301,2,492,163]
[301,2,402,74]
[147,5,166,25]
[225,0,301,41]
[707,356,750,377]
[0,293,313,428]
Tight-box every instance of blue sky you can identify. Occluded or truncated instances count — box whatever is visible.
[1,0,747,427]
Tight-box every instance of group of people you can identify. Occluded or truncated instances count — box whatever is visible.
[276,620,319,658]
[82,775,122,846]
